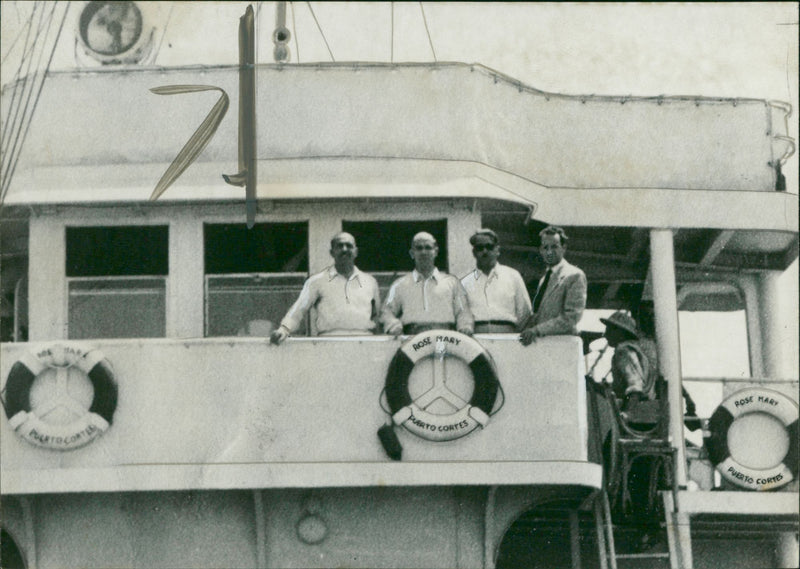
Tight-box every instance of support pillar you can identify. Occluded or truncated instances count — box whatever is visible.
[757,271,785,379]
[776,532,799,568]
[649,229,687,486]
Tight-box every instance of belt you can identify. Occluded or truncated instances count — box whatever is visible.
[474,320,516,327]
[402,323,455,335]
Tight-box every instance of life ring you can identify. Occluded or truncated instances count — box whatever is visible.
[705,388,798,491]
[2,344,117,450]
[385,329,499,441]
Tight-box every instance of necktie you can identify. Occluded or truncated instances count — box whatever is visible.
[532,268,552,313]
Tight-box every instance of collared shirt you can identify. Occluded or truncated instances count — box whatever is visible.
[280,266,381,335]
[381,268,474,332]
[461,263,532,327]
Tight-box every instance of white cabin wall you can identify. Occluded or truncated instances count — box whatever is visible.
[25,200,479,342]
[169,212,205,338]
[28,216,66,340]
[30,207,184,341]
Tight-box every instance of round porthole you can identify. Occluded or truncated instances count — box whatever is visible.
[77,1,152,64]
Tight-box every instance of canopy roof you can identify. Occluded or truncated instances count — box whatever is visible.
[1,63,795,230]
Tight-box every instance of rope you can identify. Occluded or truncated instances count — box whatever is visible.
[306,2,335,62]
[419,2,436,62]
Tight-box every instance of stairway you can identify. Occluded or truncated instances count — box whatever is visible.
[594,489,689,569]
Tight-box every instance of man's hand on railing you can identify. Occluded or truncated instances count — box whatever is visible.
[384,322,403,337]
[270,326,290,345]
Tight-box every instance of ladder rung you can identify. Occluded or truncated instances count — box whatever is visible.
[616,552,670,559]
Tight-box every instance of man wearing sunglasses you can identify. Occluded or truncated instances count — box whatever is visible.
[270,232,381,344]
[520,225,587,345]
[461,229,532,334]
[381,232,474,336]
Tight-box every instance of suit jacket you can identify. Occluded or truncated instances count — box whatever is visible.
[527,258,587,336]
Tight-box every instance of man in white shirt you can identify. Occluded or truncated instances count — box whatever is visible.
[461,229,532,333]
[270,232,381,344]
[381,232,474,336]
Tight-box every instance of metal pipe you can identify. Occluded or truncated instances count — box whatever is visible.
[649,229,687,486]
[569,509,582,569]
[484,486,497,569]
[253,490,267,569]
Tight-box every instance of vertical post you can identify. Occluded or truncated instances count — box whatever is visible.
[569,509,582,569]
[738,275,765,379]
[484,486,497,569]
[777,532,799,568]
[253,490,267,569]
[757,271,784,378]
[649,229,687,486]
[241,6,257,228]
[223,6,257,228]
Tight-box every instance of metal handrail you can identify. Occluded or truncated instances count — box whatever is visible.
[682,376,798,385]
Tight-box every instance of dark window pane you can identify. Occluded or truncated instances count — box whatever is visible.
[66,226,168,276]
[204,222,308,274]
[343,220,448,272]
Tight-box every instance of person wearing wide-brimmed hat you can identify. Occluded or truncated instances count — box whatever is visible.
[600,310,659,407]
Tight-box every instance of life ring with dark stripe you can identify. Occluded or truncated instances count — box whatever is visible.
[705,388,798,491]
[385,330,499,441]
[2,344,117,450]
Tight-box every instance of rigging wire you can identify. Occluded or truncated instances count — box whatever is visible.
[419,2,437,62]
[1,1,40,153]
[1,2,69,205]
[1,1,41,64]
[152,2,175,64]
[290,2,300,62]
[1,1,46,173]
[3,2,51,90]
[306,2,335,62]
[390,2,394,63]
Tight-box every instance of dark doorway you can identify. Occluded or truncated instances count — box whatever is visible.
[495,502,600,569]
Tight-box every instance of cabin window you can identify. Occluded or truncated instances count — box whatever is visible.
[204,222,308,337]
[66,226,168,339]
[342,220,448,295]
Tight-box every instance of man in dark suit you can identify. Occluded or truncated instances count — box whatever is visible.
[520,226,587,345]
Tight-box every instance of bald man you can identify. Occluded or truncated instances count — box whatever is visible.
[271,232,381,344]
[381,232,474,336]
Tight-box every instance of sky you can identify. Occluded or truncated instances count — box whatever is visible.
[1,1,798,377]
